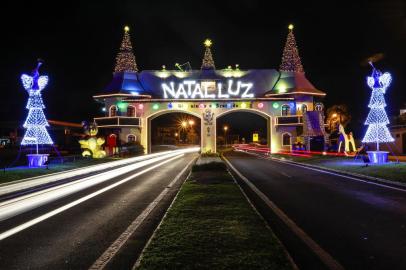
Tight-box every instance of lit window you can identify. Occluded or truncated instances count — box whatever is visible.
[315,103,323,111]
[127,134,136,142]
[109,105,117,117]
[281,105,290,116]
[127,105,135,117]
[282,133,291,146]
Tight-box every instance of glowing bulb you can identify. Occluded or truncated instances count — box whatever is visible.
[288,24,294,30]
[153,104,159,110]
[273,102,279,109]
[257,102,264,109]
[241,103,247,109]
[188,120,195,126]
[124,26,130,32]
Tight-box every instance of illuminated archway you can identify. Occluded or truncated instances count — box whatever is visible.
[215,108,271,151]
[147,109,203,153]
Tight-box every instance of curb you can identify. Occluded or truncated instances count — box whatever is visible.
[132,156,198,269]
[222,154,299,270]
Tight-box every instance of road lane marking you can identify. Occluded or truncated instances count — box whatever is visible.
[268,157,406,193]
[89,156,197,270]
[0,154,185,241]
[223,156,344,270]
[243,151,406,193]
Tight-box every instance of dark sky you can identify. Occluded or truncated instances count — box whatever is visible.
[1,1,405,137]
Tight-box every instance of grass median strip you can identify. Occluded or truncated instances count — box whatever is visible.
[136,160,292,270]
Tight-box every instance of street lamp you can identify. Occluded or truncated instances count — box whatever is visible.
[223,126,228,147]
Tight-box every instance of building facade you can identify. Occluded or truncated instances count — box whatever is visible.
[93,26,327,154]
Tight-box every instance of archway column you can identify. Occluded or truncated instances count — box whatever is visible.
[202,118,216,153]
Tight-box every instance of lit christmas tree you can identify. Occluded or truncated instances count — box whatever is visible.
[362,63,394,150]
[114,26,138,73]
[21,61,53,146]
[280,24,304,72]
[201,39,215,70]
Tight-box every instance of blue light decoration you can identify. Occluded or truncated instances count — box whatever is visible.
[226,103,232,109]
[362,63,394,163]
[21,61,53,146]
[168,103,173,109]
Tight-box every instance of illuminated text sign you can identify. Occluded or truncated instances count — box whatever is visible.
[161,80,254,99]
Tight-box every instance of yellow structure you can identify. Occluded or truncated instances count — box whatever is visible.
[79,123,106,158]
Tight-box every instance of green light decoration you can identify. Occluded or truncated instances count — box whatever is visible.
[117,102,126,110]
[153,104,159,110]
[273,102,280,109]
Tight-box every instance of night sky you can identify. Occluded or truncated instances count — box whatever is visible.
[1,1,405,137]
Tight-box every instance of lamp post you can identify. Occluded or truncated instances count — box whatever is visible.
[223,126,228,147]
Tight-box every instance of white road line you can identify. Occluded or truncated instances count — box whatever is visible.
[223,156,344,270]
[0,154,185,241]
[269,157,406,193]
[89,156,197,270]
[243,151,406,193]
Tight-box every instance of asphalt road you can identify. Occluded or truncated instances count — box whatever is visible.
[0,152,197,269]
[224,151,406,270]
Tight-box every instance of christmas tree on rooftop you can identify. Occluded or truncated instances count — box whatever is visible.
[114,26,138,73]
[201,39,215,70]
[280,24,304,73]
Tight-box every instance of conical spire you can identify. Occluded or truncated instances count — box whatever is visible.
[201,39,215,70]
[114,26,138,73]
[280,24,304,73]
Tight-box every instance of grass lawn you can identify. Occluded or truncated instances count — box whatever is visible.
[272,154,406,183]
[0,157,120,184]
[136,162,292,270]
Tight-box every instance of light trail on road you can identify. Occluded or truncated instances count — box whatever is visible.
[0,148,199,196]
[0,147,199,240]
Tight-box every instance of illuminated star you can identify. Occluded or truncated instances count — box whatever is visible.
[288,24,294,30]
[124,26,130,32]
[204,39,212,47]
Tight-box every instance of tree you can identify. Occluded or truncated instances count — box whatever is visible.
[21,61,53,146]
[362,64,394,149]
[201,39,215,70]
[326,104,352,132]
[279,24,304,73]
[114,26,138,73]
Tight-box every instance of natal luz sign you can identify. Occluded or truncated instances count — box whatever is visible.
[161,80,254,99]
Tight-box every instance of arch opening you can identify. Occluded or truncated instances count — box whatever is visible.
[216,110,270,150]
[148,111,202,153]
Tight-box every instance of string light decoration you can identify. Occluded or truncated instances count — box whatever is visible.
[114,25,138,73]
[362,63,394,150]
[280,24,304,73]
[201,39,215,70]
[21,61,53,145]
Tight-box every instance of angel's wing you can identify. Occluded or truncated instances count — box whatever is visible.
[21,74,33,90]
[379,72,392,92]
[38,76,49,91]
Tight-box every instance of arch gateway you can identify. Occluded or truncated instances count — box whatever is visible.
[93,26,327,154]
